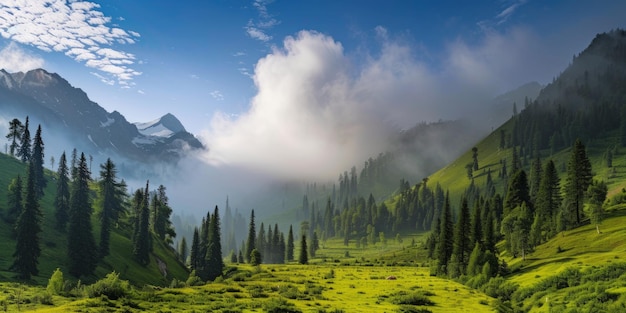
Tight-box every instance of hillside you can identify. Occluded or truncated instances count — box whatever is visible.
[0,153,188,286]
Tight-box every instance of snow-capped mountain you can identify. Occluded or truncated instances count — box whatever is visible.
[0,68,204,166]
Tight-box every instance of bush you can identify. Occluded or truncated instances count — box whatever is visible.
[186,270,204,286]
[46,268,64,295]
[263,297,302,313]
[85,272,131,300]
[390,291,435,306]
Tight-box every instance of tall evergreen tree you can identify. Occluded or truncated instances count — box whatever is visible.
[504,170,530,215]
[471,147,479,171]
[299,235,308,264]
[205,206,224,281]
[257,222,266,263]
[11,164,42,279]
[529,156,542,203]
[97,158,124,258]
[6,118,23,157]
[31,125,46,197]
[5,175,23,226]
[17,116,31,162]
[451,197,472,275]
[436,192,454,275]
[67,153,97,277]
[286,225,295,261]
[178,236,188,265]
[190,228,200,270]
[54,152,70,230]
[564,139,593,226]
[133,181,151,265]
[534,160,561,241]
[245,210,256,263]
[470,200,482,246]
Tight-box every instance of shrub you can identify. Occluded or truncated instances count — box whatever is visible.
[186,270,204,286]
[263,297,302,313]
[46,268,64,295]
[85,272,131,300]
[390,291,435,306]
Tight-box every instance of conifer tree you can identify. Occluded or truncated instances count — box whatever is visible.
[17,116,31,162]
[31,125,46,197]
[205,206,224,281]
[529,156,542,203]
[257,222,266,263]
[246,210,256,262]
[471,200,482,246]
[278,232,286,264]
[6,175,23,226]
[133,181,151,265]
[504,170,530,215]
[6,118,23,157]
[190,228,200,269]
[178,236,188,264]
[12,164,42,279]
[452,197,472,275]
[67,153,97,277]
[97,158,124,258]
[564,139,592,226]
[471,147,479,171]
[54,152,70,231]
[299,235,308,264]
[309,231,319,257]
[436,192,454,275]
[533,160,561,241]
[286,225,295,261]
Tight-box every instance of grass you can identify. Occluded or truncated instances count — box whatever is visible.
[0,265,494,313]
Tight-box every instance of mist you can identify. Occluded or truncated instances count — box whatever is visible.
[200,27,555,184]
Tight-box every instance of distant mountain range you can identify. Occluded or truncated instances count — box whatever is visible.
[0,68,203,166]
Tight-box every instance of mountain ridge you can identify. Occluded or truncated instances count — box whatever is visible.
[0,68,204,167]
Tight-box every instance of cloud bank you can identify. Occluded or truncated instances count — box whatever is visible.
[0,0,140,86]
[201,26,566,181]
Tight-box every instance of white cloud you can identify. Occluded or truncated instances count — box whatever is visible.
[245,0,279,42]
[0,0,140,85]
[0,42,44,72]
[210,90,224,101]
[203,27,559,181]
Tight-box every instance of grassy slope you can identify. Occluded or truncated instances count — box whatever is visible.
[0,153,187,286]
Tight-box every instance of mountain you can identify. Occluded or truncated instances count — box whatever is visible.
[0,68,204,166]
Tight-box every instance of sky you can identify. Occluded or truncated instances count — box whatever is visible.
[1,0,625,180]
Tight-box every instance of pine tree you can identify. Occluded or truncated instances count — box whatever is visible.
[133,181,151,265]
[452,197,472,275]
[31,125,46,197]
[286,225,295,261]
[529,156,542,203]
[436,192,454,275]
[299,235,308,264]
[257,222,266,263]
[205,206,224,281]
[11,163,42,279]
[67,153,97,277]
[471,200,482,246]
[54,152,70,231]
[6,118,23,157]
[472,147,479,170]
[17,116,31,162]
[534,160,561,241]
[97,158,124,258]
[564,139,593,226]
[504,170,530,215]
[6,175,23,226]
[246,210,256,263]
[178,236,188,264]
[309,231,319,257]
[190,228,200,269]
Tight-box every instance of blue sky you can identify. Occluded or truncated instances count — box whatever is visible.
[1,0,625,179]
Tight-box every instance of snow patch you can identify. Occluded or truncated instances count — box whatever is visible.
[100,117,115,127]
